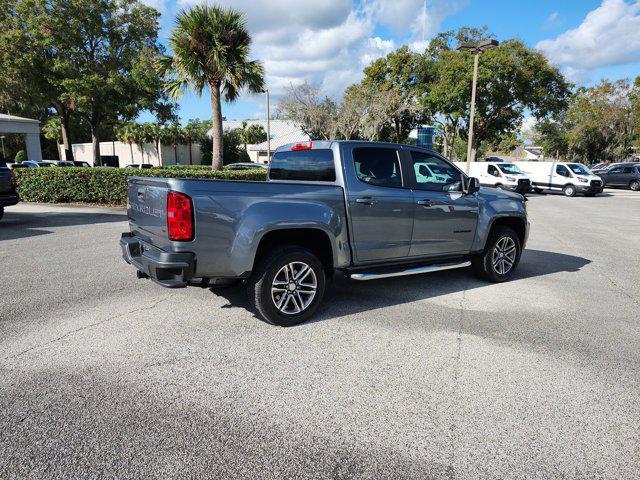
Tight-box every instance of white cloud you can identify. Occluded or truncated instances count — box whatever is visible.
[547,11,559,22]
[175,0,458,103]
[537,0,640,81]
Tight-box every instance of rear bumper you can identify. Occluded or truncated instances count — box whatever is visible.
[0,192,19,207]
[120,232,195,288]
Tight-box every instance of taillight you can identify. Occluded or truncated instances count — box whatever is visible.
[291,141,313,151]
[167,191,193,241]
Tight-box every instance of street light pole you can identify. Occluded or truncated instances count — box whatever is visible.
[0,136,5,160]
[456,39,499,175]
[264,89,271,164]
[466,53,479,175]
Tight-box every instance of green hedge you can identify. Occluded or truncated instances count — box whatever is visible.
[14,167,267,206]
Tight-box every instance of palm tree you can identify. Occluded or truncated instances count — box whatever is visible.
[43,117,64,161]
[116,123,137,164]
[158,5,264,170]
[164,124,184,165]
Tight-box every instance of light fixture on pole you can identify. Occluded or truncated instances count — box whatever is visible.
[262,89,271,164]
[456,38,499,175]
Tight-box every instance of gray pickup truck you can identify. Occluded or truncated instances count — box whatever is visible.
[121,141,529,326]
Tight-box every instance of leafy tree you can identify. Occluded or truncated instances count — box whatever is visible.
[14,150,27,162]
[1,0,166,165]
[42,117,64,160]
[565,79,639,163]
[238,122,267,149]
[533,117,569,160]
[361,46,430,143]
[163,124,185,165]
[159,5,264,170]
[116,123,137,164]
[422,28,571,160]
[183,119,210,165]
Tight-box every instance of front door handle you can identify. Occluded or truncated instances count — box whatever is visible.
[417,199,433,207]
[355,197,375,206]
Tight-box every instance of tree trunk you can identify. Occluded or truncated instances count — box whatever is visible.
[52,102,75,162]
[174,145,178,165]
[91,126,101,166]
[129,144,134,163]
[210,84,224,170]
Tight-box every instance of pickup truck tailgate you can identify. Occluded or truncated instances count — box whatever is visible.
[127,177,170,245]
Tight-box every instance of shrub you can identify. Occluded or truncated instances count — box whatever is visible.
[14,150,27,163]
[14,166,267,206]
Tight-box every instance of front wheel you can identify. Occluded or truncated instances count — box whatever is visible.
[247,246,326,326]
[630,180,640,191]
[563,185,577,197]
[472,226,522,282]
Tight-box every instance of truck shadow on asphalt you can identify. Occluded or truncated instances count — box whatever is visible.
[0,210,126,242]
[212,249,591,325]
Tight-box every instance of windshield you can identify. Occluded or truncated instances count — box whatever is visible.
[497,163,523,174]
[568,164,591,175]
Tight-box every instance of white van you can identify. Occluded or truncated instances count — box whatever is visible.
[454,161,532,194]
[513,162,603,197]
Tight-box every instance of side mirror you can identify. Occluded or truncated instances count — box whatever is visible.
[464,177,480,194]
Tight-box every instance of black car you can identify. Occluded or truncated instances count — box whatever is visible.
[0,161,19,221]
[599,163,640,191]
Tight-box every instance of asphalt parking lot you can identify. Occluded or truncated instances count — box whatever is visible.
[1,190,639,479]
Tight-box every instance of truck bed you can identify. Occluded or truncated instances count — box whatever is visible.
[124,177,351,281]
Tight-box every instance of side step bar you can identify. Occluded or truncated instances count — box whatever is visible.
[349,260,471,281]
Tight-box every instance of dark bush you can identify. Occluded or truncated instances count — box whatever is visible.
[14,150,27,163]
[14,166,267,206]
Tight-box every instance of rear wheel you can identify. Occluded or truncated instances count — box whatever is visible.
[495,183,504,190]
[630,180,640,191]
[563,184,577,197]
[247,246,326,326]
[472,226,521,282]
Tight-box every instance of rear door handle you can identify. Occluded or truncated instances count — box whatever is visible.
[355,197,375,205]
[417,199,433,207]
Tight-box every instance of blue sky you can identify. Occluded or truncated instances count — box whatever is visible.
[140,0,640,124]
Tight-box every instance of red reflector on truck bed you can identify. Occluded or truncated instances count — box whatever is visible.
[291,141,313,151]
[167,191,194,241]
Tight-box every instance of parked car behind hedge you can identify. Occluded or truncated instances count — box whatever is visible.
[13,167,267,205]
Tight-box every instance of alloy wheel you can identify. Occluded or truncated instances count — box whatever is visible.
[491,236,517,276]
[271,262,317,315]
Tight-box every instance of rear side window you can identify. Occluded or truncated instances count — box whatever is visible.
[353,148,402,188]
[269,149,335,181]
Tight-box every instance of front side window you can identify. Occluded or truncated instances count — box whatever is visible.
[353,148,402,188]
[556,165,570,177]
[488,165,501,177]
[410,151,461,192]
[270,149,336,182]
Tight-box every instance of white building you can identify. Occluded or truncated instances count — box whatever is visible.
[222,119,310,164]
[0,114,43,161]
[62,119,309,166]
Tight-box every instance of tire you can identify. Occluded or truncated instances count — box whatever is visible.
[247,246,326,326]
[495,183,504,190]
[533,188,544,194]
[630,180,640,191]
[563,184,577,197]
[0,206,3,221]
[472,226,522,283]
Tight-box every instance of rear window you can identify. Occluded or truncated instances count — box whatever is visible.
[269,149,335,182]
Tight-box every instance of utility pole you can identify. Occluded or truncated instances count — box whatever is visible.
[264,89,271,163]
[456,39,499,175]
[0,136,5,160]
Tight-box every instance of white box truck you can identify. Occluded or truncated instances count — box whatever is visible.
[513,162,603,197]
[454,161,532,194]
